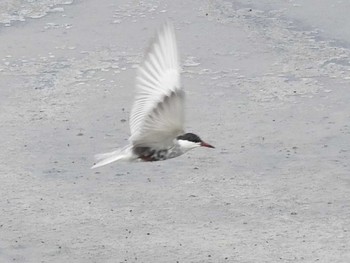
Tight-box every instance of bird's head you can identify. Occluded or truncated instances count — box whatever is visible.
[176,133,215,151]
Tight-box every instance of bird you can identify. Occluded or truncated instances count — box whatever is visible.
[91,22,214,169]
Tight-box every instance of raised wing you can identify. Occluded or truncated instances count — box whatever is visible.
[129,22,184,148]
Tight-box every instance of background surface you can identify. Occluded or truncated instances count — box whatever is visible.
[1,0,349,262]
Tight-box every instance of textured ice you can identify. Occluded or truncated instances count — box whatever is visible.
[0,0,73,25]
[1,0,350,262]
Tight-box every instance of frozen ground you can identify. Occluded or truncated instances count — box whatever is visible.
[1,0,349,262]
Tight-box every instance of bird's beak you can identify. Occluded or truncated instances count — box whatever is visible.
[200,141,215,148]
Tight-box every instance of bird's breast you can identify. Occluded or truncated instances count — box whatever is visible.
[134,145,183,162]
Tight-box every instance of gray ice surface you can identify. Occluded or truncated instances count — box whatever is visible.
[0,0,349,262]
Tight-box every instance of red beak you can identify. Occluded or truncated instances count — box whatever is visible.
[200,141,215,148]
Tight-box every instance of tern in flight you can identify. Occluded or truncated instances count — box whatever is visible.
[92,22,214,169]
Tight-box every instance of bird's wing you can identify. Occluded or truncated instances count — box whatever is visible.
[129,22,184,148]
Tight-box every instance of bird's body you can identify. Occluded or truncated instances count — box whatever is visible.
[134,142,187,162]
[92,23,214,169]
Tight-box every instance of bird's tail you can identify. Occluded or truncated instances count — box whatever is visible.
[91,146,134,169]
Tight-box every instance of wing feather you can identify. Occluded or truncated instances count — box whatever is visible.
[129,22,184,149]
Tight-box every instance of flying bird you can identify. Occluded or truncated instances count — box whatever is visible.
[92,22,214,169]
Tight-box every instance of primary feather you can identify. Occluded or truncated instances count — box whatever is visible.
[129,22,184,149]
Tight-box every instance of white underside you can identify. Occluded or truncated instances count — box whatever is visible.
[91,139,200,168]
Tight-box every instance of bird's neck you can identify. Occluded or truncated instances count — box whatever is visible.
[176,139,200,153]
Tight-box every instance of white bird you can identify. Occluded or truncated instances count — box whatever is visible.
[92,22,214,169]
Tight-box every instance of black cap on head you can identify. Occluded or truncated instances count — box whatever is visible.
[177,133,201,143]
[177,133,215,148]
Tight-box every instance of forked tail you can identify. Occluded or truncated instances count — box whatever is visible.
[91,146,134,169]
